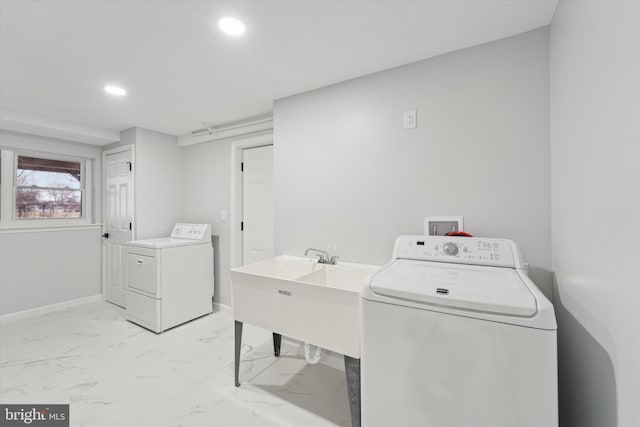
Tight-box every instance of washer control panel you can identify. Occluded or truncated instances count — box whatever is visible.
[171,223,211,241]
[392,235,522,268]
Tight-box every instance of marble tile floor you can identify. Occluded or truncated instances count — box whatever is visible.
[0,301,352,427]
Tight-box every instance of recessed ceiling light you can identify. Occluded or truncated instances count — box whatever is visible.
[218,17,245,36]
[104,85,127,96]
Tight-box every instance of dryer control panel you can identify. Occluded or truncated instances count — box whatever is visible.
[170,223,211,241]
[392,235,523,269]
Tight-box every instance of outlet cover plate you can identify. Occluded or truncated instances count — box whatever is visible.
[403,110,417,129]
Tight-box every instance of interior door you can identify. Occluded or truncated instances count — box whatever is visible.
[242,145,274,265]
[104,149,134,307]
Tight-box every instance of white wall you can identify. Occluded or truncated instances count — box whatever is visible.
[0,130,103,315]
[134,128,183,239]
[550,1,640,426]
[274,29,551,273]
[180,140,231,305]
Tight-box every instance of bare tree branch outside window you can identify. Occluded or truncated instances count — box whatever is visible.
[15,156,82,219]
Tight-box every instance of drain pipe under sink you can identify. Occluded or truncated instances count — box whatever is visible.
[304,343,323,364]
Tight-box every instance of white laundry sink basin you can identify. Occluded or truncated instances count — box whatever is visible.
[231,255,380,358]
[232,255,323,281]
[296,264,379,291]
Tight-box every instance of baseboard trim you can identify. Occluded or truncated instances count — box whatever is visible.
[213,301,232,313]
[0,294,103,324]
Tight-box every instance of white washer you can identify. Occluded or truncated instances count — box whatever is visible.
[361,235,557,427]
[125,223,214,333]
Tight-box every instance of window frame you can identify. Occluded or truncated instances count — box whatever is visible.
[0,148,93,228]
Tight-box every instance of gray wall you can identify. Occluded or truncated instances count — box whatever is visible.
[0,228,102,315]
[550,1,640,426]
[180,140,232,306]
[0,131,103,315]
[274,29,551,273]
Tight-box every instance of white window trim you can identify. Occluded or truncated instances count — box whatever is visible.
[0,148,93,228]
[0,151,11,225]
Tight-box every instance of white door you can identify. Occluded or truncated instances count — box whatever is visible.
[103,149,134,307]
[242,145,274,265]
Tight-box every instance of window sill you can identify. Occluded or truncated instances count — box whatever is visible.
[0,223,103,234]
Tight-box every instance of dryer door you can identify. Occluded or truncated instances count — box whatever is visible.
[126,253,159,296]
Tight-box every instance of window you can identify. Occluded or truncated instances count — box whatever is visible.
[0,149,93,227]
[15,156,83,219]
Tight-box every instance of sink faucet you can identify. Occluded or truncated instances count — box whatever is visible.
[304,248,338,265]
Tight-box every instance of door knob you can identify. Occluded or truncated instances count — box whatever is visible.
[102,233,109,238]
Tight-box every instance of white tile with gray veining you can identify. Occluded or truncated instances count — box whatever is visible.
[0,301,351,427]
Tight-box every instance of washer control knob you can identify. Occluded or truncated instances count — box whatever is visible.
[443,242,459,256]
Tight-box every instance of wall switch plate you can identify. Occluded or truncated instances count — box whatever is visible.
[425,216,464,236]
[403,110,417,129]
[220,209,228,221]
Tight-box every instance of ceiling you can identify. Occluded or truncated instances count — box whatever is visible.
[0,0,558,141]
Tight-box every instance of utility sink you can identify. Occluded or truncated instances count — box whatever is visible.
[231,255,380,358]
[296,264,378,290]
[235,255,322,280]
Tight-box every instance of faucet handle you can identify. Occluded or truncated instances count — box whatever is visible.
[315,254,327,263]
[329,256,339,265]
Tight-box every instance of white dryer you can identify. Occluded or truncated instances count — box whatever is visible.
[125,223,214,333]
[361,235,557,427]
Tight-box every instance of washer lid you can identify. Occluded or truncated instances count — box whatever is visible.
[369,259,537,317]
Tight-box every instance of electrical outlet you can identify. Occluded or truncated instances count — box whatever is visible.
[403,110,417,129]
[428,221,459,236]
